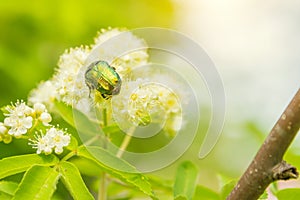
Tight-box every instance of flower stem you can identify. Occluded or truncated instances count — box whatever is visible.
[61,151,75,162]
[102,108,107,127]
[98,108,108,200]
[116,126,135,158]
[98,173,107,200]
[27,118,39,135]
[84,135,101,146]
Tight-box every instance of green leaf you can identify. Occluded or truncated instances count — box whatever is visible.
[65,135,78,151]
[69,157,103,177]
[54,101,102,138]
[54,101,123,145]
[79,146,138,173]
[276,188,300,200]
[54,101,75,127]
[148,175,173,190]
[193,186,220,200]
[173,161,199,200]
[13,165,60,200]
[258,190,268,200]
[0,154,59,179]
[59,161,94,200]
[102,124,123,135]
[269,182,279,195]
[77,146,156,199]
[0,181,18,195]
[220,180,236,200]
[0,191,12,200]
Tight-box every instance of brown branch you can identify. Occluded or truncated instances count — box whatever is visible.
[227,88,300,200]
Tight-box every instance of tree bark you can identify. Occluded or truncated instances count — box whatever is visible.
[227,88,300,200]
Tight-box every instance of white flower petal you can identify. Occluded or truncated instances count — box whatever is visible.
[40,112,52,125]
[34,103,46,113]
[29,127,70,155]
[23,117,33,129]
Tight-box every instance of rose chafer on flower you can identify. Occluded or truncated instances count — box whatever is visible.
[85,60,122,99]
[28,28,148,113]
[27,28,184,140]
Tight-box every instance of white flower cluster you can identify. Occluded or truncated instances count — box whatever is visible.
[113,79,182,136]
[29,127,70,155]
[1,100,52,140]
[28,28,148,113]
[129,83,181,125]
[3,100,33,137]
[0,100,71,154]
[27,28,184,137]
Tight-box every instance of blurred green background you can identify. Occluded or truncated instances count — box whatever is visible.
[1,0,299,198]
[0,0,175,106]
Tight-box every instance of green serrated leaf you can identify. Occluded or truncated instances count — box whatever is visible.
[0,154,59,179]
[276,188,300,200]
[173,161,199,200]
[0,181,18,195]
[220,180,236,200]
[77,146,156,199]
[123,173,157,200]
[13,165,60,200]
[192,185,220,200]
[59,161,94,200]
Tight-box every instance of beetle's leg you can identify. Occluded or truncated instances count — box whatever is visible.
[101,93,111,100]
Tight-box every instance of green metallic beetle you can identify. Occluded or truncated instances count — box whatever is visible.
[85,60,122,99]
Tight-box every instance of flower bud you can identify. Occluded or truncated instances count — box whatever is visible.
[40,112,52,126]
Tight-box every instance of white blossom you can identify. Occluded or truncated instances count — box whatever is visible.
[31,133,53,154]
[4,116,33,137]
[28,28,149,114]
[53,47,90,106]
[93,28,149,78]
[28,80,57,107]
[3,100,34,137]
[33,102,46,114]
[2,100,54,138]
[4,100,33,118]
[28,47,90,108]
[112,78,182,135]
[25,28,184,137]
[40,112,52,126]
[29,127,70,155]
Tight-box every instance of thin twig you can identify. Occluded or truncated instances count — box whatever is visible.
[227,88,300,200]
